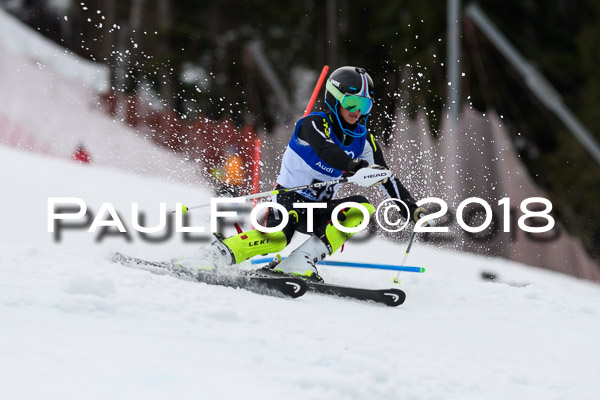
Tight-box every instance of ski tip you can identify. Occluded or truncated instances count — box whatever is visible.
[182,204,188,214]
[384,289,406,306]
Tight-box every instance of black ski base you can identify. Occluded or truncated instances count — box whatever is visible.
[111,253,307,299]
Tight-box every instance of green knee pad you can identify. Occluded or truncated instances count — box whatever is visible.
[324,202,375,255]
[223,229,287,264]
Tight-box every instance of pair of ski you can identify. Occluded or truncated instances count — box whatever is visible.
[112,252,406,307]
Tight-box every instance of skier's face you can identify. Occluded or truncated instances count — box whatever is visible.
[339,105,361,125]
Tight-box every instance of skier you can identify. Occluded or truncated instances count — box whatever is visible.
[188,66,428,282]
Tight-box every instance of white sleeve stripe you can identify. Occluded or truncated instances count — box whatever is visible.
[359,139,375,164]
[389,178,400,198]
[311,120,333,142]
[379,175,401,199]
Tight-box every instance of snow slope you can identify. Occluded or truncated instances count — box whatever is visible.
[0,7,109,91]
[2,146,600,400]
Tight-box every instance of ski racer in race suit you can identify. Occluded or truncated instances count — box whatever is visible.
[204,66,428,282]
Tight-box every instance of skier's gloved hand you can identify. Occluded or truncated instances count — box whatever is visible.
[343,158,369,178]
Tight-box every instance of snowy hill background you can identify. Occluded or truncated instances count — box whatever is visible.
[1,6,600,400]
[0,9,203,184]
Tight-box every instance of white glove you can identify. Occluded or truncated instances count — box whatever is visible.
[346,164,391,187]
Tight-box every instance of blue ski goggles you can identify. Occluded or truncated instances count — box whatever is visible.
[326,80,373,115]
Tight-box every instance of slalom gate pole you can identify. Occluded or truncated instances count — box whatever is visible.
[303,65,329,117]
[251,136,262,206]
[393,230,417,283]
[250,257,424,273]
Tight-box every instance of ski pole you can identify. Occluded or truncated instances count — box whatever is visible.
[250,257,425,273]
[177,166,392,213]
[392,211,433,283]
[393,230,417,283]
[175,178,347,214]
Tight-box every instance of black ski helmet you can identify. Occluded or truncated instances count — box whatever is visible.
[324,66,374,137]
